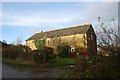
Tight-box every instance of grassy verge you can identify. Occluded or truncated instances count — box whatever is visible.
[50,58,77,67]
[3,57,77,68]
[2,58,49,68]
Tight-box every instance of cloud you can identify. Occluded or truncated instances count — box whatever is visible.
[1,2,118,44]
[73,2,118,27]
[84,2,118,18]
[2,11,79,27]
[2,2,118,28]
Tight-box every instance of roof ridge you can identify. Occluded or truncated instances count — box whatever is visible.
[43,24,91,33]
[26,24,92,41]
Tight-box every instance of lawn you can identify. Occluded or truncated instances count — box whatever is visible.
[50,57,77,67]
[3,57,77,68]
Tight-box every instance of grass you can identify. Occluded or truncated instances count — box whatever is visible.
[50,57,77,67]
[2,58,49,68]
[3,57,77,68]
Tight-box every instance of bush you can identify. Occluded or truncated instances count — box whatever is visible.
[32,47,54,63]
[76,48,88,56]
[2,46,20,59]
[32,50,43,63]
[17,52,34,62]
[43,47,54,62]
[68,52,77,58]
[68,47,88,58]
[58,44,70,58]
[68,55,119,78]
[2,45,32,60]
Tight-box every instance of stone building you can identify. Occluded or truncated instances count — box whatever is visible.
[26,24,97,55]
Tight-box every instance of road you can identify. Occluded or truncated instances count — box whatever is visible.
[2,64,30,78]
[2,64,68,78]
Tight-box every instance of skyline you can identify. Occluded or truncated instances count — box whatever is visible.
[1,1,118,44]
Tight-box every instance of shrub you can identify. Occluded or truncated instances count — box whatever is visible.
[2,45,32,60]
[32,50,43,63]
[32,47,54,63]
[2,46,20,59]
[43,47,54,62]
[77,48,88,56]
[17,52,34,62]
[58,44,70,58]
[68,52,77,58]
[68,55,119,78]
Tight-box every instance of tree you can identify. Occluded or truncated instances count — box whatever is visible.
[16,37,22,45]
[96,17,120,56]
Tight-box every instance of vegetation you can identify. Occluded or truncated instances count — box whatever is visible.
[33,39,46,50]
[32,38,56,63]
[32,47,55,63]
[2,16,119,78]
[96,17,119,56]
[50,58,77,67]
[2,58,49,68]
[67,55,119,78]
[57,43,70,58]
[65,17,120,78]
[2,45,32,61]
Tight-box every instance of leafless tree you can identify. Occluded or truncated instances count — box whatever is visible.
[96,17,120,56]
[16,37,22,45]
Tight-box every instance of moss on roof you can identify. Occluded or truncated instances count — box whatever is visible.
[26,24,92,41]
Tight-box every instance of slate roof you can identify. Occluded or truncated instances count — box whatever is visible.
[26,24,92,41]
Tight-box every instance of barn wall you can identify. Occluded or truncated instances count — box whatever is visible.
[87,26,97,55]
[45,34,87,53]
[26,40,37,50]
[26,34,87,53]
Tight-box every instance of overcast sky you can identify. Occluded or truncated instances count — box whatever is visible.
[1,0,119,44]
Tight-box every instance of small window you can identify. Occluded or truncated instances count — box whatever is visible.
[91,35,93,40]
[53,39,55,43]
[84,40,86,46]
[48,40,49,44]
[69,46,75,52]
[59,38,61,43]
[83,35,85,39]
[88,37,90,40]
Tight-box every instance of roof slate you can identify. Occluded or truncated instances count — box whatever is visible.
[26,24,92,41]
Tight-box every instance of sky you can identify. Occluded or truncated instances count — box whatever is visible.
[1,0,119,45]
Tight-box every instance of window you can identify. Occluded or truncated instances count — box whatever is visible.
[59,37,61,43]
[84,40,86,46]
[53,39,55,43]
[83,35,85,39]
[91,35,93,40]
[69,46,75,52]
[88,37,90,40]
[48,40,49,44]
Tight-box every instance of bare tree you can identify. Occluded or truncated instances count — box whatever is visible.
[16,37,22,45]
[96,17,120,56]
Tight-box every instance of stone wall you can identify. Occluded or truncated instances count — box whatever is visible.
[26,40,37,50]
[26,34,87,53]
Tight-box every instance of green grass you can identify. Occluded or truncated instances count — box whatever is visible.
[50,58,77,67]
[2,58,49,68]
[3,57,77,68]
